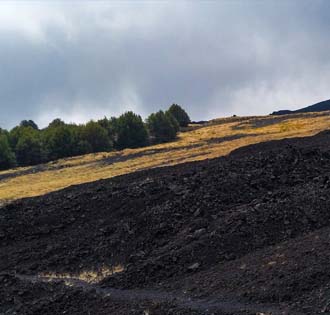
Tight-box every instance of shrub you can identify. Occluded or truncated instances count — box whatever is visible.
[146,110,178,143]
[167,104,191,127]
[81,121,113,153]
[15,127,46,166]
[0,133,16,170]
[115,112,148,149]
[43,125,76,160]
[20,120,39,130]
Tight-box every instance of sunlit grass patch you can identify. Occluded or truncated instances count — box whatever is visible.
[1,111,329,202]
[39,264,124,284]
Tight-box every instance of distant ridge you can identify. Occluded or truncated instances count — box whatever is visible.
[271,99,330,115]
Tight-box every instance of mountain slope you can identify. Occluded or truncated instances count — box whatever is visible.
[1,110,330,204]
[2,130,330,313]
[272,98,330,115]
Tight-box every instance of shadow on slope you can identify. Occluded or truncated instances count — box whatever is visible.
[2,131,330,313]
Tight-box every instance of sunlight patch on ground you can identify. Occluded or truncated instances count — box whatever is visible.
[39,265,124,284]
[1,111,330,202]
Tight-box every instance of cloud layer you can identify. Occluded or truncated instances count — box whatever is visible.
[1,1,330,129]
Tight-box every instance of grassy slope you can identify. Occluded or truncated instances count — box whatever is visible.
[1,111,330,203]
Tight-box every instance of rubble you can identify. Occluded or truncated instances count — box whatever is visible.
[2,131,330,314]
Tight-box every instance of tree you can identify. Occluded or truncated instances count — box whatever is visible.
[48,118,66,129]
[43,124,76,160]
[146,110,177,143]
[167,104,190,127]
[115,111,148,149]
[97,117,117,142]
[15,127,46,166]
[68,124,92,156]
[165,111,180,133]
[75,139,92,155]
[2,104,189,169]
[9,125,28,149]
[81,121,112,153]
[20,120,39,130]
[0,133,16,170]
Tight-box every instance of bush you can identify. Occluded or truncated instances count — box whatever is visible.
[15,127,46,166]
[115,112,148,149]
[9,125,29,149]
[167,104,190,127]
[97,117,117,142]
[0,133,16,170]
[81,121,112,153]
[20,120,39,130]
[165,111,180,133]
[47,118,66,129]
[146,111,178,143]
[0,105,191,170]
[43,124,76,160]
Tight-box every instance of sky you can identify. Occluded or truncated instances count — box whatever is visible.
[1,0,330,129]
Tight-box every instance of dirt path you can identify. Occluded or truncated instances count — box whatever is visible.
[15,274,296,315]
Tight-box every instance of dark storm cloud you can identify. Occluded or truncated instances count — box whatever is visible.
[1,1,330,129]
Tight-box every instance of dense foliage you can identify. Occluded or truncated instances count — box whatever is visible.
[0,131,16,170]
[146,111,178,143]
[0,104,190,170]
[115,112,148,149]
[167,104,191,127]
[15,127,46,166]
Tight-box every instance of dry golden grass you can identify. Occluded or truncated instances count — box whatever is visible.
[1,111,330,203]
[40,264,124,284]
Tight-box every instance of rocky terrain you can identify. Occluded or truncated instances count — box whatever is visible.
[2,130,330,314]
[272,98,330,115]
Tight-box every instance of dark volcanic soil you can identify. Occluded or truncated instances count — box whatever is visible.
[2,131,330,314]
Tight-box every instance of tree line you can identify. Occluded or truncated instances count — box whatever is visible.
[0,104,190,170]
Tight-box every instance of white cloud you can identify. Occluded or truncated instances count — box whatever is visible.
[0,2,75,41]
[0,1,330,128]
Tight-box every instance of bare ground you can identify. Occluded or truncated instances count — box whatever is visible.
[2,131,330,314]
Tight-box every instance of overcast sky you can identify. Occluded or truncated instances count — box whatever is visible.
[1,1,330,129]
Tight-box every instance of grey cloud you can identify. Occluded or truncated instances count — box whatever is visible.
[1,1,330,129]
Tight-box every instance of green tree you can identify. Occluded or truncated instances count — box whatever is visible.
[167,104,190,127]
[75,139,92,155]
[97,117,117,142]
[48,118,66,129]
[43,124,76,160]
[68,124,92,156]
[115,111,148,149]
[20,120,39,130]
[81,121,112,153]
[9,125,28,149]
[0,133,16,170]
[15,127,46,166]
[146,110,177,143]
[165,111,180,133]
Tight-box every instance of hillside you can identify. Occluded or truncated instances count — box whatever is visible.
[1,111,330,204]
[2,130,330,313]
[272,98,330,115]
